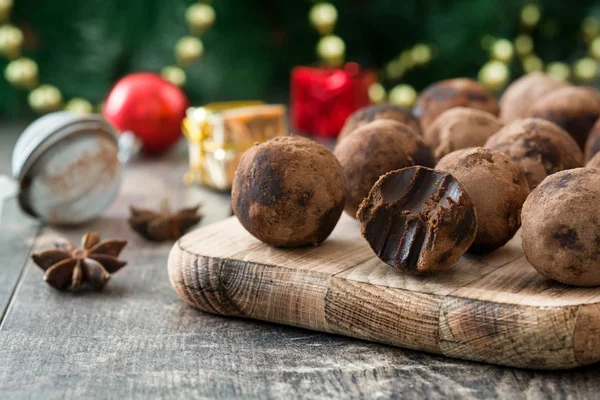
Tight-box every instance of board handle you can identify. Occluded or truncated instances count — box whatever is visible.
[168,242,244,317]
[168,240,333,331]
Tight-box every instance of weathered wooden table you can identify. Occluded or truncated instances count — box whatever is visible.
[0,123,599,399]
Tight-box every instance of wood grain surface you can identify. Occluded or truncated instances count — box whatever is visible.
[2,125,600,399]
[169,214,600,370]
[0,202,39,321]
[0,128,39,321]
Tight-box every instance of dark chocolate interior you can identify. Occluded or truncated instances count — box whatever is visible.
[359,167,473,273]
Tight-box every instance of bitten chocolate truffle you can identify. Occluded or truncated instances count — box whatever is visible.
[338,103,421,140]
[587,153,600,169]
[499,72,568,122]
[521,168,600,286]
[334,120,436,217]
[357,166,478,274]
[485,118,583,188]
[436,148,530,253]
[232,136,346,247]
[414,78,500,132]
[425,107,504,160]
[526,86,600,149]
[585,118,600,162]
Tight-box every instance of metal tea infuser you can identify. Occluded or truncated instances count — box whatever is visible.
[0,111,124,225]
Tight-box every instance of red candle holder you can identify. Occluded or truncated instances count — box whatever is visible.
[291,63,376,138]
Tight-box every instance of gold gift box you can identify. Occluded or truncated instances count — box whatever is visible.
[182,101,287,191]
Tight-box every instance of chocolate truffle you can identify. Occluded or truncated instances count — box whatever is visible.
[587,153,600,169]
[526,86,600,149]
[338,103,422,141]
[357,166,478,274]
[333,120,435,217]
[232,136,346,247]
[521,168,600,286]
[499,72,568,122]
[425,107,504,160]
[436,148,530,253]
[485,118,583,188]
[585,118,600,162]
[414,78,500,132]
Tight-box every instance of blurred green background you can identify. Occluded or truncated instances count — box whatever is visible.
[2,0,600,118]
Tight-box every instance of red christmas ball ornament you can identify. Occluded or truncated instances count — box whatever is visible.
[104,73,189,155]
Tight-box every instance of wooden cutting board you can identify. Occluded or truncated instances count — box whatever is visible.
[168,214,600,370]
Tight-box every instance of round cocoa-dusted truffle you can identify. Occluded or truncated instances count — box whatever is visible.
[414,78,500,132]
[232,136,346,247]
[521,168,600,286]
[338,103,421,141]
[333,120,435,218]
[485,118,583,188]
[357,166,478,274]
[587,153,600,169]
[499,72,568,122]
[436,148,530,253]
[526,86,600,149]
[425,107,504,160]
[585,118,600,162]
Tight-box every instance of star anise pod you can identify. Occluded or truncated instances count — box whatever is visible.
[31,233,127,290]
[128,200,202,241]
